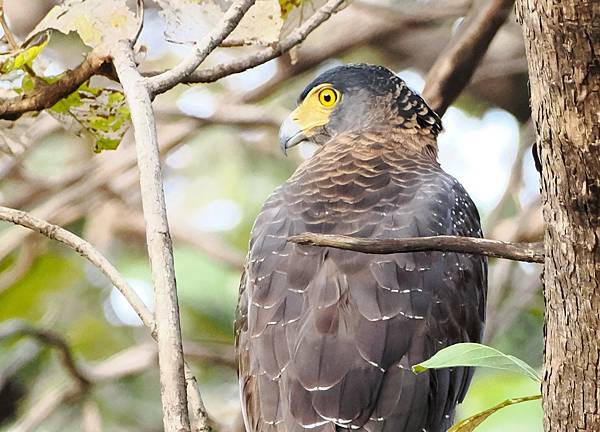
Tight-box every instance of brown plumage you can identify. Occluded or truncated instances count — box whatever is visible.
[235,64,487,432]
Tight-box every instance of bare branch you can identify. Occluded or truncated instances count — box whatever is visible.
[238,1,470,104]
[88,343,157,382]
[0,239,36,294]
[112,41,190,432]
[0,52,111,120]
[0,320,90,390]
[0,206,154,327]
[9,342,157,432]
[146,0,256,95]
[11,385,82,432]
[0,1,18,50]
[423,0,515,116]
[82,399,102,432]
[184,341,236,370]
[179,0,345,85]
[485,121,534,231]
[289,232,544,263]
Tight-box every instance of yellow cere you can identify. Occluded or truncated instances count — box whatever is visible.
[291,84,341,136]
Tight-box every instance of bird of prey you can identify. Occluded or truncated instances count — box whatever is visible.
[235,64,487,432]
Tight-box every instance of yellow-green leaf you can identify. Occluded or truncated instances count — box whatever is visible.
[412,343,541,382]
[449,395,541,432]
[0,34,49,74]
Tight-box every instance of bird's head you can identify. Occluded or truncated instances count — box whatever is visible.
[279,64,442,155]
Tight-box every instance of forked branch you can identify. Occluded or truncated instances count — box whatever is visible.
[179,0,346,85]
[147,0,256,95]
[111,41,191,432]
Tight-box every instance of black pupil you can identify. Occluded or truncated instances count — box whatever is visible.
[323,93,331,102]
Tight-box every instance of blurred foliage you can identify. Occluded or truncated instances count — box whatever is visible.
[48,82,131,152]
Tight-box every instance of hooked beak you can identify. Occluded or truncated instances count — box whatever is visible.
[279,114,307,156]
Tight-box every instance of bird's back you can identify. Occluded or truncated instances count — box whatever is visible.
[236,134,487,432]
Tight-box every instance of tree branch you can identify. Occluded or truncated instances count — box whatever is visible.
[289,233,544,263]
[146,0,256,96]
[0,206,154,326]
[423,0,515,116]
[11,385,82,432]
[178,0,345,85]
[0,52,111,121]
[111,41,191,432]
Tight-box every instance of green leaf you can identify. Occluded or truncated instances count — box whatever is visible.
[0,33,49,74]
[449,395,541,432]
[49,82,130,152]
[412,343,541,382]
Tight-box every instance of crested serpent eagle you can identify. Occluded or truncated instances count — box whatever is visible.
[235,64,487,432]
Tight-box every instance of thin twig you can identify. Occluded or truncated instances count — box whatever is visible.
[0,1,18,50]
[289,233,544,263]
[146,0,256,95]
[9,342,160,432]
[178,0,345,85]
[11,385,82,432]
[485,121,534,230]
[184,341,236,370]
[0,239,37,294]
[423,0,515,116]
[132,0,145,45]
[0,206,154,327]
[112,41,191,432]
[0,320,91,390]
[113,208,245,270]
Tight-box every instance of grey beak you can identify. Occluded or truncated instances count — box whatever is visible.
[279,115,307,155]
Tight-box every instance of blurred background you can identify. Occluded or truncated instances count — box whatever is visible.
[0,0,543,430]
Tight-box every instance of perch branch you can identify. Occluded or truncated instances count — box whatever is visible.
[146,0,256,95]
[423,0,515,116]
[0,52,111,120]
[289,233,544,263]
[112,41,191,432]
[179,0,345,85]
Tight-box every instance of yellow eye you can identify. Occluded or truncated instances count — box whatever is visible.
[318,88,338,107]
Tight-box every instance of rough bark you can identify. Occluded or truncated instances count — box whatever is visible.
[516,1,600,431]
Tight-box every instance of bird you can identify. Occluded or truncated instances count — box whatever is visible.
[235,64,487,432]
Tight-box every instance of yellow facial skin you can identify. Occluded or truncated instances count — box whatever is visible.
[290,83,341,137]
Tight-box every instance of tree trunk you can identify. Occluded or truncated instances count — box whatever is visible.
[515,1,600,431]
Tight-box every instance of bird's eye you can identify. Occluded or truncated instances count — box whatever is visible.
[318,88,338,107]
